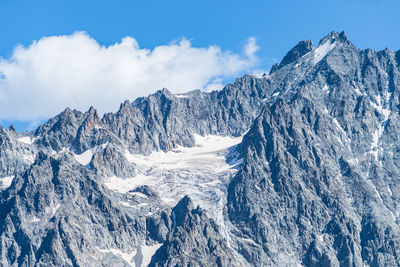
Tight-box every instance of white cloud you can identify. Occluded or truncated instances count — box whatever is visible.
[0,32,259,121]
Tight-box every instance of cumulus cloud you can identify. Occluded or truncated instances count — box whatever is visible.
[0,32,259,121]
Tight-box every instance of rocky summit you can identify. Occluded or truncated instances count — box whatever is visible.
[1,31,400,266]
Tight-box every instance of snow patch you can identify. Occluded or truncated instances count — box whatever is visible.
[387,185,393,197]
[313,41,336,64]
[120,201,135,207]
[23,154,35,164]
[175,94,189,98]
[105,174,156,194]
[272,92,280,97]
[98,247,137,266]
[141,244,162,267]
[353,87,363,96]
[74,149,94,166]
[17,136,35,144]
[368,95,391,162]
[30,217,40,223]
[0,176,15,189]
[332,118,351,148]
[74,143,108,166]
[386,91,393,104]
[52,204,60,217]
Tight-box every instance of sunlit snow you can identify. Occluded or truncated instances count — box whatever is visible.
[98,247,137,266]
[23,154,35,164]
[17,136,35,144]
[175,94,189,98]
[74,149,94,166]
[104,134,243,243]
[141,244,162,267]
[97,243,161,267]
[312,41,336,64]
[0,176,15,189]
[368,95,391,162]
[74,143,108,166]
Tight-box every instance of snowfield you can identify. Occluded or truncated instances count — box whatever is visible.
[104,134,243,241]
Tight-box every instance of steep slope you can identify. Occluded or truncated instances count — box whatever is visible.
[228,31,400,266]
[31,76,272,157]
[269,39,314,74]
[1,31,400,266]
[149,196,239,267]
[0,151,157,266]
[0,127,37,178]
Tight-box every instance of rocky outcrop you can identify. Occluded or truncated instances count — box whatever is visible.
[270,39,314,73]
[149,196,238,267]
[1,31,400,266]
[0,151,148,266]
[228,31,400,266]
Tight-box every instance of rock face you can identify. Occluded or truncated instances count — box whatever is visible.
[228,31,400,266]
[0,127,37,177]
[270,39,314,73]
[0,151,147,266]
[149,196,238,267]
[31,78,272,157]
[1,31,400,266]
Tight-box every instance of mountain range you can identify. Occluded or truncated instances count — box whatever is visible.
[1,31,400,266]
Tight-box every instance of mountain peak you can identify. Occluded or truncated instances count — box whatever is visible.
[270,40,314,73]
[156,87,174,97]
[318,31,350,46]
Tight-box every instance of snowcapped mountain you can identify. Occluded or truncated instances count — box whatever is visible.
[1,31,400,266]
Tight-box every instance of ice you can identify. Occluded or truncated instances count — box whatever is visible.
[175,94,189,98]
[17,136,35,144]
[313,41,336,64]
[105,134,244,241]
[98,247,137,266]
[104,173,157,194]
[124,134,242,172]
[322,85,329,92]
[74,143,108,166]
[74,149,94,166]
[0,176,15,189]
[368,95,391,162]
[141,244,162,266]
[97,243,161,267]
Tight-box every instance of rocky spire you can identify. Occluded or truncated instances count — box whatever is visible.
[318,30,352,46]
[270,40,314,73]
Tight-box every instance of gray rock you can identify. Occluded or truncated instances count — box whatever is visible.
[149,196,239,267]
[89,143,137,178]
[270,40,314,74]
[228,31,400,266]
[0,151,149,266]
[1,30,400,266]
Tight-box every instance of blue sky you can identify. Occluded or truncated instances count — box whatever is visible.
[1,0,399,131]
